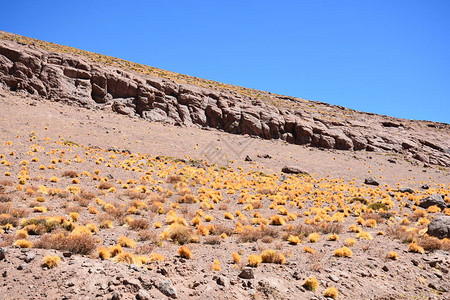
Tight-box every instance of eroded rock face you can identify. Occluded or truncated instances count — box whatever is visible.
[0,37,449,167]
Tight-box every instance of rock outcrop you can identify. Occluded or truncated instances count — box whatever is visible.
[0,33,449,166]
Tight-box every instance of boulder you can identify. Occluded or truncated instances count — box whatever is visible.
[281,166,309,175]
[418,194,448,210]
[238,267,255,279]
[427,216,450,239]
[364,177,380,186]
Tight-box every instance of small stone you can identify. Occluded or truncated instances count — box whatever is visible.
[63,252,72,258]
[382,266,389,272]
[0,248,6,261]
[65,279,75,287]
[2,270,7,277]
[17,264,26,270]
[244,155,252,162]
[216,276,230,287]
[398,187,414,194]
[157,280,178,299]
[122,278,141,289]
[239,267,255,279]
[364,177,379,186]
[282,166,309,175]
[111,292,121,300]
[136,289,151,300]
[24,253,36,263]
[328,275,339,282]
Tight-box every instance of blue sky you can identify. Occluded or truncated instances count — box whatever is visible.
[1,1,449,123]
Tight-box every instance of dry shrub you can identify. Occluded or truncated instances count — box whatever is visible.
[361,212,384,224]
[35,232,97,254]
[261,226,280,239]
[284,224,315,237]
[417,236,442,252]
[218,203,229,211]
[9,207,28,218]
[166,175,183,183]
[62,170,78,178]
[211,224,234,236]
[65,205,82,215]
[0,233,15,246]
[135,243,155,254]
[105,205,128,224]
[0,203,10,213]
[261,249,286,264]
[261,236,273,243]
[239,226,262,243]
[177,246,193,259]
[98,182,114,190]
[129,218,150,230]
[386,225,417,243]
[315,222,344,234]
[42,255,61,268]
[124,189,147,200]
[178,194,196,204]
[204,236,222,245]
[137,230,159,243]
[0,214,18,226]
[0,194,12,203]
[168,224,195,245]
[0,180,14,186]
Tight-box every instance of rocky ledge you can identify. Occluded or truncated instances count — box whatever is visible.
[0,34,449,166]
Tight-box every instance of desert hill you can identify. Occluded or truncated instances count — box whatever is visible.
[0,31,449,167]
[0,31,449,300]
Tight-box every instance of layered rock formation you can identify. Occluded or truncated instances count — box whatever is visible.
[0,33,449,166]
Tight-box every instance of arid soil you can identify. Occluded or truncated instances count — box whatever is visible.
[1,31,449,169]
[0,88,449,300]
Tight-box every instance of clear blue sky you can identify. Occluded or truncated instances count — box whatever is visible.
[2,1,449,123]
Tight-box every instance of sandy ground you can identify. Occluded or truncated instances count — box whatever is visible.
[0,89,449,300]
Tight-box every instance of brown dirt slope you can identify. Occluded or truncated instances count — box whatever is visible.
[0,30,449,168]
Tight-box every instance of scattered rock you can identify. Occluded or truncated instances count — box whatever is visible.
[122,277,141,289]
[281,166,309,175]
[216,276,230,287]
[136,289,151,300]
[328,275,339,282]
[157,280,178,299]
[398,187,414,194]
[24,252,36,263]
[364,177,380,186]
[418,194,448,210]
[239,267,255,279]
[244,155,252,162]
[111,292,121,300]
[427,216,450,239]
[0,248,5,260]
[65,279,75,287]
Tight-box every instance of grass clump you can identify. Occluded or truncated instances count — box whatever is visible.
[323,287,339,299]
[334,246,353,258]
[302,276,318,291]
[261,249,286,264]
[42,255,61,268]
[177,245,193,259]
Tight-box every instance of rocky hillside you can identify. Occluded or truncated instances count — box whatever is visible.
[0,31,449,167]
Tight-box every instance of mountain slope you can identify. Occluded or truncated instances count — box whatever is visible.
[0,30,449,167]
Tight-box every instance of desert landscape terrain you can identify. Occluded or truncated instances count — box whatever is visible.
[0,31,449,300]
